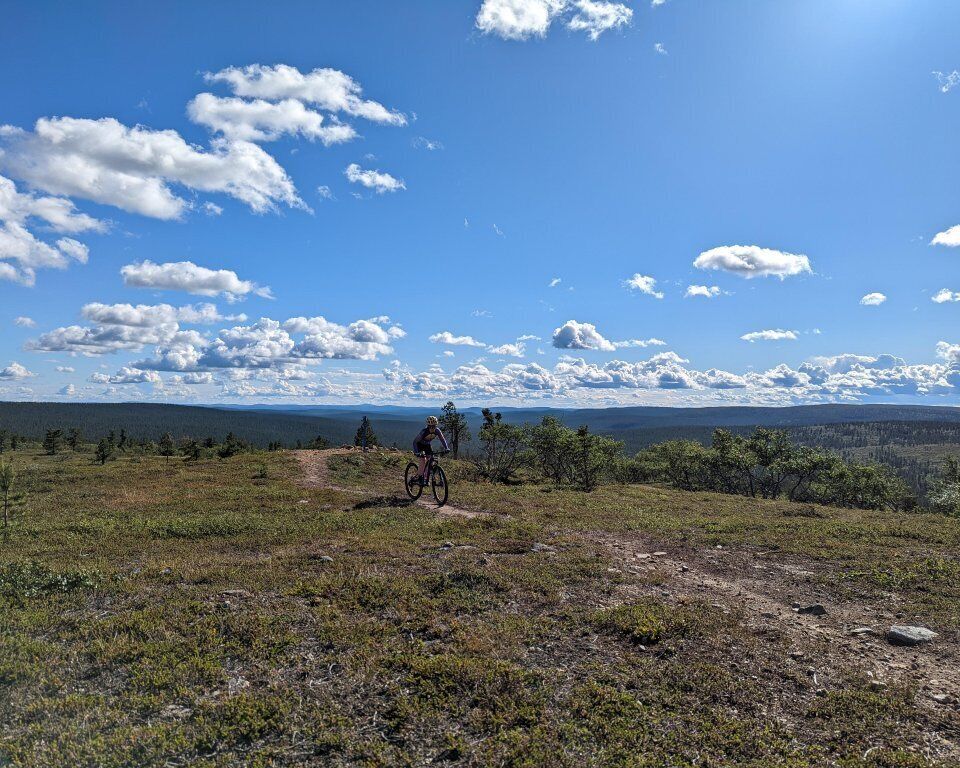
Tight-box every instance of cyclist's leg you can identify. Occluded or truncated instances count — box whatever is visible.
[419,445,433,481]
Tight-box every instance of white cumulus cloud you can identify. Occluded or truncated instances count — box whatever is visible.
[429,331,487,347]
[476,0,566,40]
[120,260,273,301]
[624,273,664,299]
[932,289,960,304]
[860,292,887,306]
[0,117,304,220]
[931,225,960,247]
[0,361,34,380]
[344,163,405,194]
[553,320,615,351]
[203,64,406,126]
[685,285,721,298]
[741,329,798,343]
[187,94,357,145]
[694,245,812,280]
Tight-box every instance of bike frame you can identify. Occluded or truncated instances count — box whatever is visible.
[420,450,448,480]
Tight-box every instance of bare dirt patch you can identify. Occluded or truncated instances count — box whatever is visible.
[591,531,960,716]
[294,448,500,520]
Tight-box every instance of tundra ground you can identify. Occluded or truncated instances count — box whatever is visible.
[0,448,957,766]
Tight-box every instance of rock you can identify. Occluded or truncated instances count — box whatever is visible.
[441,541,455,549]
[870,680,887,691]
[531,542,556,553]
[636,553,651,560]
[887,625,938,646]
[850,627,875,636]
[680,565,689,572]
[652,551,668,557]
[317,555,334,564]
[789,651,805,660]
[798,604,827,616]
[931,693,951,704]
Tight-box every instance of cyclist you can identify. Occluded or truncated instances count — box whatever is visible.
[412,415,449,485]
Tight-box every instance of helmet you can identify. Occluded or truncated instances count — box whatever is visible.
[426,415,439,426]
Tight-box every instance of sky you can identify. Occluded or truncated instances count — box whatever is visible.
[0,0,959,408]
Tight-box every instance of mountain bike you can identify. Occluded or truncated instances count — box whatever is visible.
[404,450,449,506]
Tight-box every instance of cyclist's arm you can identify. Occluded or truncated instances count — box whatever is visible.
[437,428,449,451]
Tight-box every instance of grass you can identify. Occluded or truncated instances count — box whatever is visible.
[0,448,956,766]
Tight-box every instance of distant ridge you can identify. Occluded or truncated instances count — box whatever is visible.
[2,401,960,449]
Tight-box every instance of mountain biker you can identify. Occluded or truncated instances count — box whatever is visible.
[412,415,449,485]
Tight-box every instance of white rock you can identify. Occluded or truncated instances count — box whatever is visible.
[887,625,938,646]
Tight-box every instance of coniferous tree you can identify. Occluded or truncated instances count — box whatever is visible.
[118,429,128,452]
[42,429,63,456]
[180,438,202,462]
[158,433,177,462]
[66,427,83,451]
[354,417,379,450]
[94,438,115,465]
[439,401,470,459]
[217,432,247,459]
[0,429,7,454]
[0,460,25,536]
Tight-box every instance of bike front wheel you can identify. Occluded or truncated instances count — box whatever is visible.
[404,462,424,500]
[431,465,449,506]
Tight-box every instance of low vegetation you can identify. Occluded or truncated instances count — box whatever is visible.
[0,440,956,766]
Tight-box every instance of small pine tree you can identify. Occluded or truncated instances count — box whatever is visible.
[42,429,64,456]
[180,439,202,462]
[95,438,115,466]
[10,434,19,451]
[158,433,177,462]
[307,435,329,450]
[439,401,470,459]
[66,427,83,451]
[0,429,7,454]
[118,429,128,452]
[0,460,25,536]
[354,417,379,450]
[217,432,247,459]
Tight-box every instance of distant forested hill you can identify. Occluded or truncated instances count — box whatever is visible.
[0,402,367,447]
[3,401,960,457]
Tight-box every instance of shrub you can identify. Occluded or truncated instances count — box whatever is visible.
[473,409,529,484]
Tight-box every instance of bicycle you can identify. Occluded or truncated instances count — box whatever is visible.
[404,450,449,506]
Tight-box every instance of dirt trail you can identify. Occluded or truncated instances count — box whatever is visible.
[293,449,957,729]
[592,531,960,709]
[294,448,495,520]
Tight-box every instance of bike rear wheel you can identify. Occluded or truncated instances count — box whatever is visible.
[431,465,448,506]
[404,462,423,500]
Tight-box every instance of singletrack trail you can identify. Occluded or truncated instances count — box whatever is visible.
[294,448,494,519]
[293,447,959,752]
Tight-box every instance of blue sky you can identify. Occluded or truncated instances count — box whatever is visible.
[1,0,959,406]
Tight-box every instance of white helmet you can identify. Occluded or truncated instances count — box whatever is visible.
[426,415,439,426]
